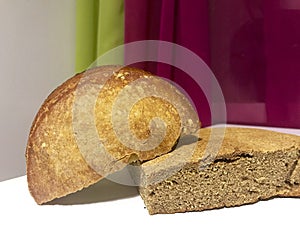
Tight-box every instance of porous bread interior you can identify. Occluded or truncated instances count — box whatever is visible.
[139,148,300,214]
[137,127,300,214]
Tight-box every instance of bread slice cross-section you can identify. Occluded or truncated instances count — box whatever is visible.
[138,127,300,214]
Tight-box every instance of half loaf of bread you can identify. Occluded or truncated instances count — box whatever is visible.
[138,127,300,214]
[26,65,199,204]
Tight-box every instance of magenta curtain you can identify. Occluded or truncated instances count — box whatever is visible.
[125,0,300,128]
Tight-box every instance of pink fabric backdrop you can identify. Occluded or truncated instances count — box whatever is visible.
[125,0,300,128]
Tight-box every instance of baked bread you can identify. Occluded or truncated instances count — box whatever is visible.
[138,127,300,214]
[26,65,199,204]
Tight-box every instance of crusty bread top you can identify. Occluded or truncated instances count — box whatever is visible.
[195,127,300,159]
[141,127,300,172]
[26,65,199,204]
[26,67,108,204]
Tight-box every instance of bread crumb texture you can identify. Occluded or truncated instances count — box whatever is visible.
[139,127,300,214]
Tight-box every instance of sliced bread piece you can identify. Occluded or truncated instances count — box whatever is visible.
[138,127,300,214]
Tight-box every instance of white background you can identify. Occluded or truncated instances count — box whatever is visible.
[0,0,76,181]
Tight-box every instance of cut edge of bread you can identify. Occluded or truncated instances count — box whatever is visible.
[137,127,300,214]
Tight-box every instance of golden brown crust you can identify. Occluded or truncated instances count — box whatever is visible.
[195,127,300,162]
[26,67,103,204]
[141,127,300,168]
[26,65,199,204]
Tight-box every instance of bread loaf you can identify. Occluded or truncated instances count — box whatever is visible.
[26,65,199,204]
[138,127,300,214]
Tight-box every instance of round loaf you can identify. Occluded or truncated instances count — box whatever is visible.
[26,66,200,204]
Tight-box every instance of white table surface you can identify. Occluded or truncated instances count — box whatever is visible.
[0,125,299,225]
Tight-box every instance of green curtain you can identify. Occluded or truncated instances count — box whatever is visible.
[75,0,124,73]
